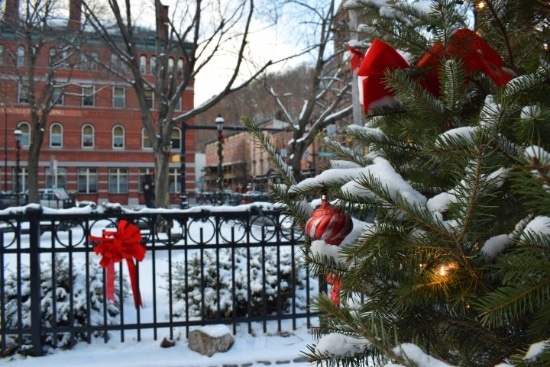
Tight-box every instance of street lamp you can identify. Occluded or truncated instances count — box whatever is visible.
[14,128,22,205]
[2,104,7,192]
[216,114,224,204]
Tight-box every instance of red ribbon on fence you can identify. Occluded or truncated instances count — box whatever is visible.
[89,220,146,308]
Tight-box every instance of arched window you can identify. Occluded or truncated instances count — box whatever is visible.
[48,48,56,66]
[150,56,156,74]
[168,57,175,73]
[142,128,153,149]
[82,124,95,148]
[110,53,119,70]
[17,122,31,147]
[177,58,184,77]
[50,123,63,148]
[112,125,125,149]
[17,45,25,66]
[171,128,181,150]
[139,55,147,74]
[90,52,99,70]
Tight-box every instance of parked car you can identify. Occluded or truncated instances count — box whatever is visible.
[0,192,26,209]
[38,188,75,209]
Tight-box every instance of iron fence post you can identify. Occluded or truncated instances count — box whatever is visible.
[27,207,44,356]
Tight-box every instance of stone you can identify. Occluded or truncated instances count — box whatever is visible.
[188,325,234,357]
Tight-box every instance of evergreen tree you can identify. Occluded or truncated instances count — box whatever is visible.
[247,0,550,365]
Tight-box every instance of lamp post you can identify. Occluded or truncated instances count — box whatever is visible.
[14,128,22,205]
[179,121,189,209]
[216,114,224,205]
[2,104,7,192]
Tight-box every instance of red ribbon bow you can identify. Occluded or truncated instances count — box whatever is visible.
[356,39,410,114]
[352,28,513,114]
[417,28,513,97]
[90,220,146,308]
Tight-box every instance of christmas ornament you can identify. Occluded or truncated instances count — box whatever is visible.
[89,220,146,308]
[305,198,354,246]
[351,28,513,114]
[306,197,353,305]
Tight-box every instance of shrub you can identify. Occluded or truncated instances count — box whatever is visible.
[2,255,127,355]
[168,246,307,319]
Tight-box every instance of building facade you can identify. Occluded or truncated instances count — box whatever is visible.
[0,0,195,207]
[203,119,319,193]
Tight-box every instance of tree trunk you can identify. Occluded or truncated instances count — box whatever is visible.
[153,149,170,208]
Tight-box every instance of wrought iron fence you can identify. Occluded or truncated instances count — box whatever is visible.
[0,206,315,357]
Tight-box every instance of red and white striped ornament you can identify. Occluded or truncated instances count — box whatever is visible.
[306,197,353,305]
[305,198,353,246]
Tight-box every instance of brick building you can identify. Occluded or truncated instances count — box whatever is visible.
[0,0,195,207]
[203,119,318,193]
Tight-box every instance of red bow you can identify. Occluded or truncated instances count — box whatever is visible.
[90,220,146,308]
[352,29,513,114]
[356,39,410,114]
[417,28,512,97]
[347,45,364,71]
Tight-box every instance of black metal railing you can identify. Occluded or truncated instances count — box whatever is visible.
[0,206,315,356]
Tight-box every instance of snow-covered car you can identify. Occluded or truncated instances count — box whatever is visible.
[38,188,75,209]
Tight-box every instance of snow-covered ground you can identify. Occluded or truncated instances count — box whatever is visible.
[0,203,317,367]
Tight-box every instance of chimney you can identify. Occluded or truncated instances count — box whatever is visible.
[68,0,82,30]
[158,4,169,39]
[4,0,20,26]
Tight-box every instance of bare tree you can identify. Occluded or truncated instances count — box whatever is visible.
[0,0,86,203]
[81,0,299,208]
[261,0,352,179]
[199,0,353,180]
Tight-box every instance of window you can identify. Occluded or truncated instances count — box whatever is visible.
[168,57,174,73]
[18,122,31,147]
[150,56,156,74]
[112,125,124,149]
[52,86,64,105]
[82,124,94,148]
[110,53,119,70]
[49,48,56,66]
[108,168,128,194]
[80,53,88,70]
[175,95,182,111]
[139,55,147,74]
[17,46,24,66]
[90,52,98,70]
[82,85,94,107]
[45,167,66,189]
[168,168,181,193]
[177,59,184,77]
[77,168,98,193]
[18,82,29,104]
[171,128,181,150]
[144,89,154,109]
[50,123,63,148]
[142,128,153,149]
[113,86,125,108]
[0,45,3,65]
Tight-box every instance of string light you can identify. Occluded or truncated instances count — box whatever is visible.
[475,1,487,11]
[438,262,458,276]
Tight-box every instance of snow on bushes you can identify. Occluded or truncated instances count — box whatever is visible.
[2,255,127,355]
[168,246,309,319]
